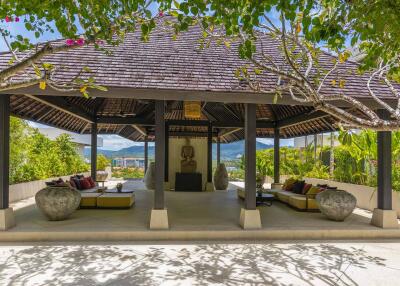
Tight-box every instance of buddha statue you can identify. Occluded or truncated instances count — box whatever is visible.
[181,138,197,173]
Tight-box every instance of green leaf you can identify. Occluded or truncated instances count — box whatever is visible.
[33,64,41,77]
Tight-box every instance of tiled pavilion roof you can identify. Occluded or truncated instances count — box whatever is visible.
[0,21,395,142]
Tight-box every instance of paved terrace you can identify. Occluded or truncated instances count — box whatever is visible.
[1,180,399,242]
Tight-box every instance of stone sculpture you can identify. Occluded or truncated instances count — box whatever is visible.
[181,138,197,173]
[213,163,229,190]
[316,189,357,221]
[35,186,81,221]
[144,162,156,190]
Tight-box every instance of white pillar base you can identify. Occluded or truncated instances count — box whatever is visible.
[150,209,169,230]
[271,183,283,190]
[371,209,398,229]
[164,182,171,191]
[205,182,215,192]
[239,208,261,229]
[0,208,16,231]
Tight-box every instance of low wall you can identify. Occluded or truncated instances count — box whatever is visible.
[9,172,90,203]
[304,177,400,218]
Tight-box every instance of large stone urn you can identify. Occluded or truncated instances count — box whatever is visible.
[96,170,108,181]
[213,163,229,190]
[316,189,357,221]
[35,186,81,221]
[144,162,156,190]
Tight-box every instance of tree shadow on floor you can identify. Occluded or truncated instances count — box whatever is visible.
[0,242,386,286]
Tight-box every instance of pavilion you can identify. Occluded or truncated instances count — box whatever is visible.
[0,23,398,231]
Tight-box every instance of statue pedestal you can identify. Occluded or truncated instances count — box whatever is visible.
[175,173,202,192]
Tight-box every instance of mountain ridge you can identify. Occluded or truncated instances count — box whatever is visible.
[85,140,273,160]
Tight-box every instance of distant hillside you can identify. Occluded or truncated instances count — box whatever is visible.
[85,140,273,161]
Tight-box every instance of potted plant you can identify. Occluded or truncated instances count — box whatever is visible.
[96,154,110,181]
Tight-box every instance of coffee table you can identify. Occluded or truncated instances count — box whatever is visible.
[256,193,274,206]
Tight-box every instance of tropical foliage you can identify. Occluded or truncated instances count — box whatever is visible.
[10,117,89,184]
[237,130,400,192]
[112,167,144,179]
[96,154,110,171]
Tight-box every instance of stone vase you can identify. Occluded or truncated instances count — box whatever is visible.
[144,162,156,190]
[316,189,357,221]
[213,163,229,190]
[35,186,81,221]
[96,171,108,181]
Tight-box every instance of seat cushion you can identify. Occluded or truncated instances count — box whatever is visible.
[97,193,135,208]
[288,195,319,210]
[80,192,103,207]
[266,189,281,197]
[276,190,297,203]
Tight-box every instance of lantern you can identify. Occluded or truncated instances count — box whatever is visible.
[184,101,201,119]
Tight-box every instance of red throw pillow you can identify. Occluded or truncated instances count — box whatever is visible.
[302,183,312,195]
[87,177,96,188]
[80,178,92,190]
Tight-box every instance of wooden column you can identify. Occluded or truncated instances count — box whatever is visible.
[216,135,221,166]
[154,100,165,210]
[244,103,256,210]
[164,123,169,183]
[207,124,212,183]
[377,110,392,210]
[0,95,10,210]
[144,135,148,174]
[91,122,97,180]
[273,127,280,184]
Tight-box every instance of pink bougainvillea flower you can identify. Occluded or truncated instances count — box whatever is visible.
[95,40,104,45]
[65,39,75,46]
[75,38,85,46]
[66,40,74,45]
[158,10,164,17]
[5,16,11,23]
[15,17,20,22]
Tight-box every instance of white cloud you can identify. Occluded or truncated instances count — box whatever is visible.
[99,135,143,151]
[257,138,294,147]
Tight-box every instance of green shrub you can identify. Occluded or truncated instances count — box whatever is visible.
[9,117,89,184]
[96,154,110,171]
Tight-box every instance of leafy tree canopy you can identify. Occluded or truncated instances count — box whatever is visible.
[2,1,399,72]
[9,117,89,184]
[2,1,400,129]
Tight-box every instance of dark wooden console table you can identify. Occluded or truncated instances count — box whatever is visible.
[175,172,202,192]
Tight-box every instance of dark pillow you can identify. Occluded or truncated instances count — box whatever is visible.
[69,179,77,189]
[326,186,338,190]
[73,178,82,190]
[302,183,312,195]
[292,180,305,194]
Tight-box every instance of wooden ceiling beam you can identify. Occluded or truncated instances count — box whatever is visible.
[23,94,95,123]
[276,110,328,129]
[97,117,275,128]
